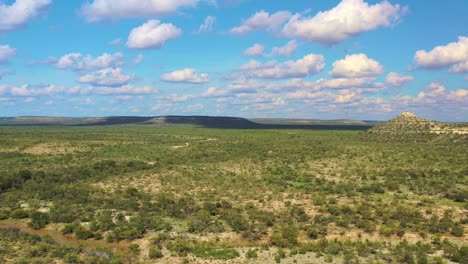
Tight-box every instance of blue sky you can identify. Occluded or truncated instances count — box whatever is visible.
[0,0,467,121]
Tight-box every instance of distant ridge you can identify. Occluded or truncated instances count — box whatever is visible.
[0,115,374,130]
[363,112,468,142]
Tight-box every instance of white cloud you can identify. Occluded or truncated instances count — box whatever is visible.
[127,20,182,49]
[419,82,447,98]
[414,36,468,70]
[0,45,17,64]
[56,52,124,71]
[0,84,63,97]
[228,79,266,93]
[160,68,209,83]
[238,53,325,79]
[202,87,229,97]
[79,68,135,87]
[94,85,158,95]
[335,92,356,103]
[329,53,383,78]
[80,0,197,22]
[244,43,265,57]
[449,61,468,74]
[231,10,291,35]
[447,89,468,103]
[322,77,377,89]
[272,97,286,106]
[395,82,468,107]
[0,0,51,31]
[24,97,35,103]
[385,72,414,87]
[286,90,333,100]
[271,40,297,57]
[282,0,405,45]
[68,85,158,96]
[197,16,216,33]
[165,93,192,102]
[133,54,144,65]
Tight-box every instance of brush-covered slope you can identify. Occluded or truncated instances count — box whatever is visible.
[363,112,468,142]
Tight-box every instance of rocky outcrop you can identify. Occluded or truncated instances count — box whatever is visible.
[363,112,468,142]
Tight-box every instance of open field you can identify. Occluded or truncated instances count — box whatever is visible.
[0,124,466,263]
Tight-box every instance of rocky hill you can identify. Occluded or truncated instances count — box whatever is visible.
[363,112,468,142]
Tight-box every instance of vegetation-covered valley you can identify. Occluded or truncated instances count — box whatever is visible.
[0,124,466,263]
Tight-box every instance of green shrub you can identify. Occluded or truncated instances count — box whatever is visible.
[149,247,163,259]
[246,249,258,259]
[28,211,49,229]
[451,224,464,237]
[62,223,78,235]
[10,209,29,219]
[73,225,94,240]
[271,225,299,248]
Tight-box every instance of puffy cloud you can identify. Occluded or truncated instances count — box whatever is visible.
[228,79,266,93]
[449,61,468,74]
[0,45,17,64]
[197,16,216,33]
[385,72,414,87]
[56,52,124,71]
[165,94,193,102]
[414,36,468,70]
[286,90,333,100]
[80,0,196,22]
[447,89,468,103]
[203,87,229,97]
[322,77,377,89]
[94,85,158,95]
[393,82,467,109]
[0,0,51,31]
[244,43,265,57]
[0,84,63,97]
[271,40,297,57]
[282,0,405,45]
[419,82,447,98]
[329,54,383,78]
[231,10,291,35]
[70,85,159,95]
[79,68,135,87]
[160,68,209,83]
[127,20,182,49]
[238,53,325,79]
[335,91,357,103]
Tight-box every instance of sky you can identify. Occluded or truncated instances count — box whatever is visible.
[0,0,467,121]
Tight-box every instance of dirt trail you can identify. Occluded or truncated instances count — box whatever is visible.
[0,220,129,252]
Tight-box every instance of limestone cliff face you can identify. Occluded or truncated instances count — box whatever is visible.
[363,112,468,142]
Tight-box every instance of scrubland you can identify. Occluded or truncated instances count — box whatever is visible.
[0,125,466,263]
